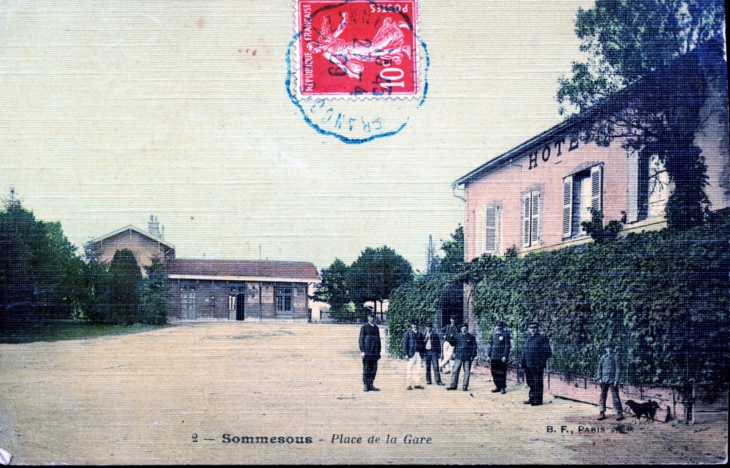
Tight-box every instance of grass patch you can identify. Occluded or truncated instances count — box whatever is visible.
[0,320,169,344]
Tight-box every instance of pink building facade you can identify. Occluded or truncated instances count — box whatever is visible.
[454,47,729,328]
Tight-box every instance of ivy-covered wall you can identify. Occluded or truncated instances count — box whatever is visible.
[473,210,730,386]
[387,273,459,357]
[388,210,730,387]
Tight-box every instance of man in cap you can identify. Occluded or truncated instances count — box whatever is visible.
[358,312,381,392]
[520,320,552,405]
[447,323,478,391]
[596,342,624,420]
[487,319,511,394]
[423,323,445,386]
[402,319,425,390]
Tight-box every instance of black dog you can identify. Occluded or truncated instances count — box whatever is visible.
[625,399,660,422]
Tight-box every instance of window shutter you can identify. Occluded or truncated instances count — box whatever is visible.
[475,206,486,256]
[591,165,603,214]
[530,192,541,244]
[627,151,639,223]
[522,195,531,246]
[495,207,502,255]
[486,206,496,252]
[563,177,573,237]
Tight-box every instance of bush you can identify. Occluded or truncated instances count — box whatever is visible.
[387,273,460,357]
[472,209,730,386]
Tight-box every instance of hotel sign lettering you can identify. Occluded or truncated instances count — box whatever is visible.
[527,136,580,170]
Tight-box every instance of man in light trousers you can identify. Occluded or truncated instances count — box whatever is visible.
[402,320,425,390]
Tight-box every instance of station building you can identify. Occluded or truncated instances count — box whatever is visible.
[165,259,320,322]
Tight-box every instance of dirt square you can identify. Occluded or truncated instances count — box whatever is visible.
[0,322,726,464]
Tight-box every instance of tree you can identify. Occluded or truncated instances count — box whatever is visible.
[104,249,142,325]
[139,257,170,325]
[438,225,464,274]
[0,189,85,327]
[312,258,351,319]
[347,246,413,319]
[556,0,727,230]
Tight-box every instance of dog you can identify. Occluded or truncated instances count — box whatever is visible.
[624,399,660,422]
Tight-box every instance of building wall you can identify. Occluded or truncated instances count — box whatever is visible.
[94,230,174,272]
[464,137,630,260]
[169,279,310,321]
[464,94,730,263]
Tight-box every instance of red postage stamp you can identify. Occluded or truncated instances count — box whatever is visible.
[297,0,418,98]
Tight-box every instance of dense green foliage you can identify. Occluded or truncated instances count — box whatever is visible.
[312,258,351,319]
[387,272,461,357]
[139,257,171,325]
[387,226,467,355]
[437,225,464,274]
[472,210,730,386]
[556,0,727,230]
[1,191,171,337]
[0,192,87,329]
[347,246,413,314]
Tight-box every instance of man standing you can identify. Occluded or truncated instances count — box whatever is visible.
[596,342,624,421]
[423,323,445,386]
[402,320,425,390]
[447,323,478,391]
[520,321,552,406]
[440,317,458,374]
[359,313,381,392]
[488,320,511,394]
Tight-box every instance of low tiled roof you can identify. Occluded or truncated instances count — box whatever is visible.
[165,259,320,282]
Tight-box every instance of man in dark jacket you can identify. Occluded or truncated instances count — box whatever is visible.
[402,320,425,390]
[359,313,381,392]
[488,320,511,394]
[447,323,478,391]
[423,323,445,386]
[596,342,624,420]
[520,321,552,405]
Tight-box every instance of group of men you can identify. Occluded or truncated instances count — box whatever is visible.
[359,313,625,420]
[402,318,478,391]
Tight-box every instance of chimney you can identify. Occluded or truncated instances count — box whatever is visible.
[148,215,161,238]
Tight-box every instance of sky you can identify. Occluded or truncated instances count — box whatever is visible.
[0,0,592,272]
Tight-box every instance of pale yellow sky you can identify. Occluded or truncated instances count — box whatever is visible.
[0,0,591,271]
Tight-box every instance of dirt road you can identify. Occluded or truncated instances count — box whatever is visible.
[0,322,726,464]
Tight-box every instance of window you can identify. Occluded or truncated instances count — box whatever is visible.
[485,205,502,254]
[522,191,541,247]
[275,283,293,313]
[627,150,669,223]
[563,165,602,238]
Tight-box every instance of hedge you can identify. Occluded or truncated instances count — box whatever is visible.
[473,210,730,386]
[387,273,461,357]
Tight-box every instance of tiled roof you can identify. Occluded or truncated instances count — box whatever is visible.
[165,259,320,281]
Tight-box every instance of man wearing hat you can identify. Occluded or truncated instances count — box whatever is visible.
[487,320,511,394]
[423,322,445,386]
[359,312,382,392]
[402,320,426,390]
[520,321,552,405]
[596,342,624,420]
[447,323,478,391]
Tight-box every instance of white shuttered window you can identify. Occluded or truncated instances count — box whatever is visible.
[563,164,604,240]
[485,205,501,254]
[522,191,541,247]
[562,176,573,237]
